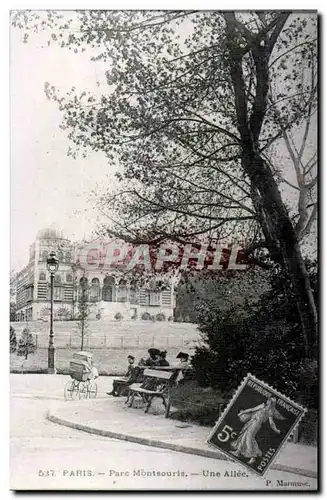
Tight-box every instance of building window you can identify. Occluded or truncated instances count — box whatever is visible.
[53,287,62,301]
[102,276,115,302]
[42,250,48,261]
[26,286,33,301]
[90,278,100,302]
[78,277,89,300]
[129,281,138,305]
[39,272,46,281]
[54,275,61,284]
[37,282,48,300]
[65,251,72,263]
[66,273,73,283]
[117,279,127,302]
[149,292,161,306]
[161,289,172,306]
[58,250,64,262]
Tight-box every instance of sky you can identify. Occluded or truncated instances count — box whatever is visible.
[10,20,114,270]
[10,11,317,272]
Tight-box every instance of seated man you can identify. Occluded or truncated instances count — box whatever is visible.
[107,355,138,396]
[158,350,170,367]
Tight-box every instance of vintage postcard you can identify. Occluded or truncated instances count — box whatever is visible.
[10,9,318,491]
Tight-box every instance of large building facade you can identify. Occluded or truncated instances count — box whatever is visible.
[15,228,176,322]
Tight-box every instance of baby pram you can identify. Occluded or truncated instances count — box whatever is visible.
[64,351,98,400]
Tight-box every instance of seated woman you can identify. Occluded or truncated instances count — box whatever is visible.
[138,348,162,390]
[87,361,99,381]
[107,355,138,396]
[143,348,161,367]
[176,352,193,383]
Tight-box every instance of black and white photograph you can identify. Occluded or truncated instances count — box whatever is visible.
[9,9,318,491]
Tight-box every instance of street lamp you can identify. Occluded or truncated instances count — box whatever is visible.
[47,250,59,374]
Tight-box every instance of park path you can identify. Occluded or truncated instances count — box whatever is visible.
[10,374,317,491]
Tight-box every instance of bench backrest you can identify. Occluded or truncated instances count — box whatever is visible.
[143,369,174,380]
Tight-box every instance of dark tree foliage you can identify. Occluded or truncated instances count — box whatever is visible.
[175,266,269,322]
[192,260,318,408]
[10,326,17,354]
[17,327,37,360]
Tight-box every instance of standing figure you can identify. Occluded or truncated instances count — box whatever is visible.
[230,397,285,464]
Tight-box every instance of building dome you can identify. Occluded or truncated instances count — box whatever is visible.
[36,226,66,241]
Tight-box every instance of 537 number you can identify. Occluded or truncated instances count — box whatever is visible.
[38,470,56,477]
[217,425,237,443]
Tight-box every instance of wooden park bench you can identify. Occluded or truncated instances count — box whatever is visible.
[126,368,178,418]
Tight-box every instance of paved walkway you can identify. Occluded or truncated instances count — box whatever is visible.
[48,396,317,479]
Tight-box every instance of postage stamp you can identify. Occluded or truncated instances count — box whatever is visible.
[207,374,306,477]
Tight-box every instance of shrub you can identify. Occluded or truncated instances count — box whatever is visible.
[56,307,71,321]
[141,312,151,320]
[294,359,318,410]
[299,410,318,445]
[114,312,123,321]
[17,327,36,360]
[192,262,318,409]
[170,380,226,427]
[156,313,165,321]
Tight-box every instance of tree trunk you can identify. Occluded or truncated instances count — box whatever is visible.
[245,153,317,358]
[224,14,317,359]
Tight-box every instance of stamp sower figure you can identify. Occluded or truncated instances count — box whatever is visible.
[107,355,137,396]
[230,396,285,464]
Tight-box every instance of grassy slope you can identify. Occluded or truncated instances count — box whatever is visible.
[10,320,200,374]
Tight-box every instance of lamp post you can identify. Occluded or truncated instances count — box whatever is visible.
[47,250,59,374]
